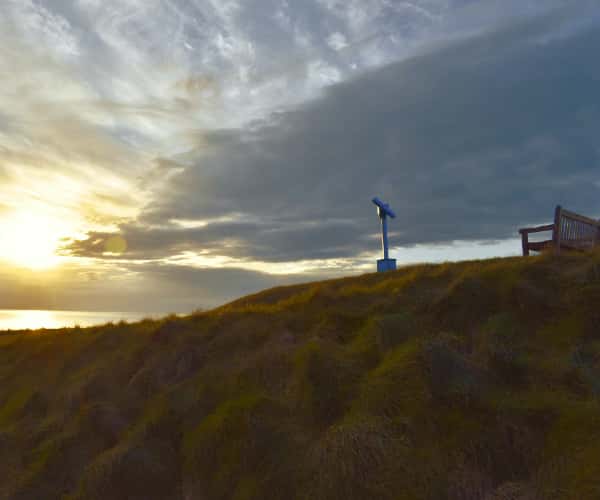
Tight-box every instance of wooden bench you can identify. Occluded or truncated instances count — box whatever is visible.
[519,205,600,256]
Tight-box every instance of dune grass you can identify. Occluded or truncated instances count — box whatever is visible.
[2,252,600,498]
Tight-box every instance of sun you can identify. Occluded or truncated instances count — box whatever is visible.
[0,210,68,270]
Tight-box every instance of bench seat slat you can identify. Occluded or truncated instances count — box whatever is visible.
[527,240,553,252]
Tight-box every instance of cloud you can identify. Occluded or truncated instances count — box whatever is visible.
[3,0,464,224]
[66,5,600,270]
[64,218,370,262]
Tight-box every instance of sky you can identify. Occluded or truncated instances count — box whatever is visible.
[1,0,600,312]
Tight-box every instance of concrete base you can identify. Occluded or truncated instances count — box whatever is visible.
[377,258,397,273]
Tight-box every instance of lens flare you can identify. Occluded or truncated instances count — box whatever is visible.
[104,235,127,254]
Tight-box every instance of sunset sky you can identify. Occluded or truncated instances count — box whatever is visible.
[1,0,599,312]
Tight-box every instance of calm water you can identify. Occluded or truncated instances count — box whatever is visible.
[0,310,156,331]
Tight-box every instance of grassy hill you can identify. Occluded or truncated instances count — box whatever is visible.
[2,252,600,499]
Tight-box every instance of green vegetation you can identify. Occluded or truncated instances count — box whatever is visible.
[2,252,600,499]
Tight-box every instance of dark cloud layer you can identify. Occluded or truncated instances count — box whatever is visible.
[0,264,306,312]
[66,219,371,262]
[69,6,600,265]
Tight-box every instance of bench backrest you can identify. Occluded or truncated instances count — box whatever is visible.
[554,205,600,250]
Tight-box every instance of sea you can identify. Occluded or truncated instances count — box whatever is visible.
[0,310,160,331]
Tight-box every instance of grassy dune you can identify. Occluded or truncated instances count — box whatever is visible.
[2,252,600,499]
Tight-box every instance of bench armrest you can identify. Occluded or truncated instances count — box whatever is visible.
[518,223,555,235]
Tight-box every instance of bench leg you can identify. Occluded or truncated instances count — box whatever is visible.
[521,232,530,256]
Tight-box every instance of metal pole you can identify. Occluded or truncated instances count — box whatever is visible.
[381,216,389,260]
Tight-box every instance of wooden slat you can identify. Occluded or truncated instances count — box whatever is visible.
[528,240,553,252]
[561,208,600,227]
[561,240,594,251]
[558,212,599,241]
[519,223,555,234]
[553,205,562,254]
[521,231,529,256]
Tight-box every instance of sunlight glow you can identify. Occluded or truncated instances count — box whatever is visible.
[0,210,72,270]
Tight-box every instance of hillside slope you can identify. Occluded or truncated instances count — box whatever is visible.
[2,253,600,499]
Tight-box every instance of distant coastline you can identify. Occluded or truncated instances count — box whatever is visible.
[0,310,161,331]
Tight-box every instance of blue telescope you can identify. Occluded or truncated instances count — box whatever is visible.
[372,197,397,272]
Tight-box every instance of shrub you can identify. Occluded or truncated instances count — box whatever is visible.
[568,343,600,397]
[478,313,529,386]
[352,339,426,419]
[290,340,359,427]
[374,311,418,352]
[432,273,500,330]
[303,417,409,500]
[75,439,180,500]
[423,335,488,407]
[182,394,294,500]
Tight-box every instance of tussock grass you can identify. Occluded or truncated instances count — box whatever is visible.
[3,252,600,498]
